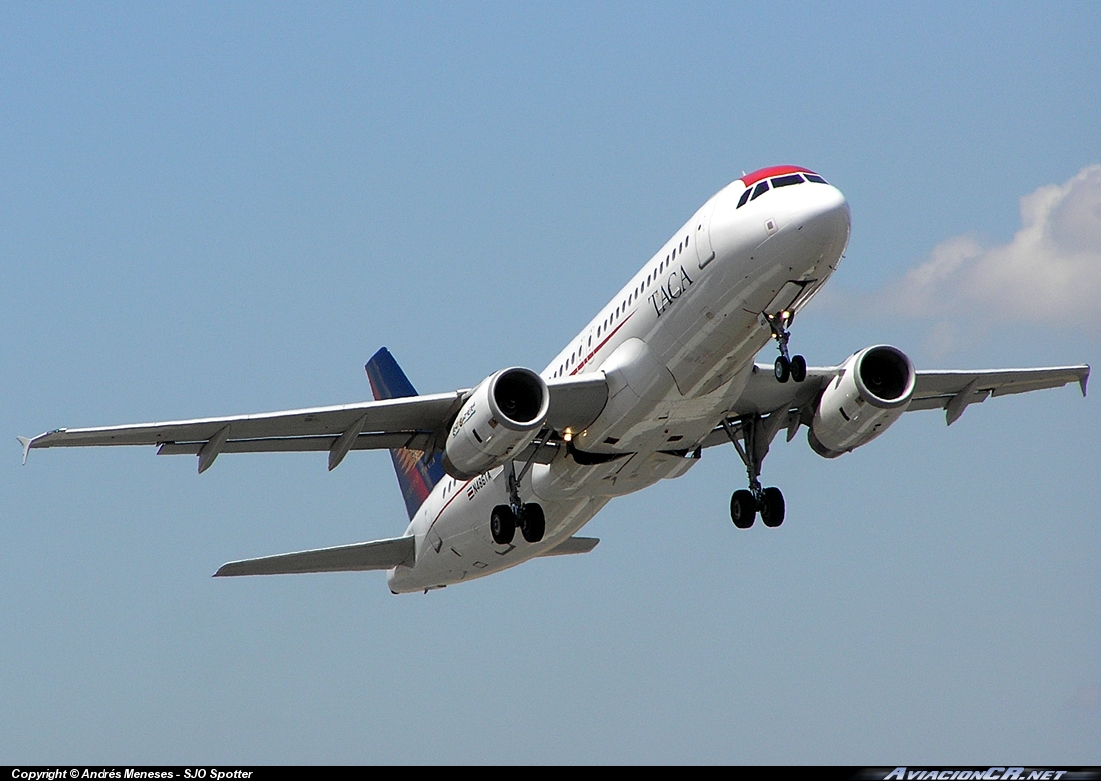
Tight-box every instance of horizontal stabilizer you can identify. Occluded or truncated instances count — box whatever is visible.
[214,535,415,577]
[537,536,599,557]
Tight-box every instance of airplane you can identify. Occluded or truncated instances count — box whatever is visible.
[18,164,1090,594]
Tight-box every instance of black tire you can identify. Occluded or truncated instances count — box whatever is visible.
[730,490,756,528]
[790,355,807,383]
[760,487,785,528]
[490,504,516,545]
[519,503,546,543]
[774,356,790,383]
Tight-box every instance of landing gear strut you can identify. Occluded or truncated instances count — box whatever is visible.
[491,444,548,545]
[721,416,786,529]
[763,310,806,383]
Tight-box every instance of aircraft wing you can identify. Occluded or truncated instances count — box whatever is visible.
[905,367,1089,423]
[697,362,1089,449]
[19,372,610,472]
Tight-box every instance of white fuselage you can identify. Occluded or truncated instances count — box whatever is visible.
[388,171,851,593]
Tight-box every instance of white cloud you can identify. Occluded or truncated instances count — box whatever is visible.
[887,164,1101,331]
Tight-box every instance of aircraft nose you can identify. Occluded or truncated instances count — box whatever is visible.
[790,183,851,258]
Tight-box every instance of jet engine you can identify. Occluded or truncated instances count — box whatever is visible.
[808,345,916,458]
[442,367,550,479]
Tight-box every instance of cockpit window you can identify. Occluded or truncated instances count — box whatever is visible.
[737,169,830,209]
[770,174,804,187]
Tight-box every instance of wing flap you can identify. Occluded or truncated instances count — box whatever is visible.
[155,431,433,455]
[213,535,415,577]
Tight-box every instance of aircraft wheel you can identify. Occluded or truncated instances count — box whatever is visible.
[490,504,516,545]
[774,356,790,383]
[760,487,785,528]
[730,490,756,528]
[790,355,807,383]
[519,503,546,543]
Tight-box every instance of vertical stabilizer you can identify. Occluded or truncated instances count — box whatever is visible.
[365,347,447,521]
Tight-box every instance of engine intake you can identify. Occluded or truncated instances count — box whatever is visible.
[853,345,913,407]
[442,367,550,479]
[809,345,915,458]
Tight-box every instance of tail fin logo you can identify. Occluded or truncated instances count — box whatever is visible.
[364,347,447,521]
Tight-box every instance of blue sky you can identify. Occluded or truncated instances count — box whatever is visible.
[2,2,1099,763]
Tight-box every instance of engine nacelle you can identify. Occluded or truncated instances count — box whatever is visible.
[809,345,916,458]
[442,367,550,479]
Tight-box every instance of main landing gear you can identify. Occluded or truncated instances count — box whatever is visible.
[490,503,545,545]
[722,417,786,529]
[490,457,546,545]
[763,310,806,384]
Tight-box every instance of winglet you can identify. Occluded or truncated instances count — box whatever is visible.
[16,436,32,465]
[1080,366,1090,397]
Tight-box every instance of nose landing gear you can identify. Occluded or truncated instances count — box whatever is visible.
[763,310,807,384]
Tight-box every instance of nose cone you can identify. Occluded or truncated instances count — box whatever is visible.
[707,171,851,273]
[793,183,851,256]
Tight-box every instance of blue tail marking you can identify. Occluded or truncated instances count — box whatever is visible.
[365,347,447,521]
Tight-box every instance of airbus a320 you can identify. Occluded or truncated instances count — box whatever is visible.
[19,165,1090,593]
